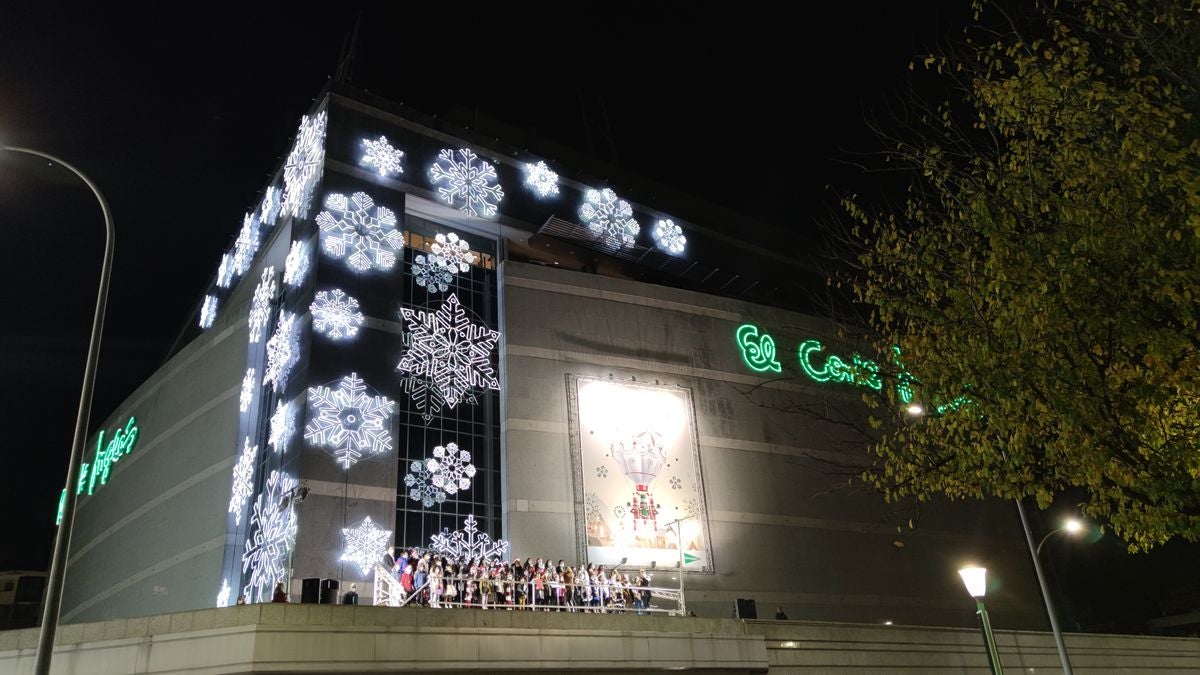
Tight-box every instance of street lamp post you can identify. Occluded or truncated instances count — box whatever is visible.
[1015,500,1075,675]
[3,146,116,675]
[1036,518,1082,557]
[959,566,1004,675]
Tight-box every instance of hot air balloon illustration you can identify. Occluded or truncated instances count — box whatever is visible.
[611,429,665,535]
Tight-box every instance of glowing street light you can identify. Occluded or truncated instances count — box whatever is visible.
[958,566,1003,675]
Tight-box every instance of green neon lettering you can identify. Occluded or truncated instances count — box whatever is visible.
[56,490,65,525]
[799,339,883,391]
[892,346,916,404]
[736,324,782,373]
[86,430,105,495]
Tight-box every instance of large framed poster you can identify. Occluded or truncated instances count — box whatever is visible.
[566,376,713,572]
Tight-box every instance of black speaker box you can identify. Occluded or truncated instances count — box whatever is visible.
[735,597,757,619]
[300,578,321,604]
[319,578,340,604]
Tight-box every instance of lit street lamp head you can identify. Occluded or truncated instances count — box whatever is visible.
[1065,518,1082,534]
[906,403,924,416]
[958,566,988,599]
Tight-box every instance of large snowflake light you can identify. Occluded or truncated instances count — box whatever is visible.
[282,111,327,220]
[247,267,277,343]
[242,469,299,603]
[524,160,559,198]
[403,459,448,508]
[430,232,474,273]
[232,213,261,276]
[360,135,405,177]
[580,188,639,247]
[217,254,234,289]
[428,148,505,217]
[427,442,476,495]
[429,514,509,561]
[260,185,281,227]
[268,400,296,454]
[216,578,231,608]
[239,368,256,413]
[413,254,452,294]
[228,437,257,526]
[396,293,500,409]
[340,516,392,575]
[282,240,310,287]
[311,289,364,340]
[200,295,218,329]
[316,191,404,272]
[262,311,300,393]
[305,373,395,469]
[653,218,687,255]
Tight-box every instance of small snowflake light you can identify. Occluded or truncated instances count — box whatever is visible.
[360,135,405,177]
[232,213,261,276]
[217,254,234,289]
[580,187,639,247]
[311,289,365,340]
[200,295,218,329]
[282,111,327,220]
[260,185,282,227]
[239,368,256,413]
[247,267,277,344]
[282,240,310,287]
[228,437,257,526]
[216,578,231,608]
[429,514,509,561]
[524,160,559,198]
[305,373,396,469]
[403,459,448,508]
[263,311,300,393]
[413,254,453,294]
[397,293,500,409]
[427,442,476,495]
[430,232,474,273]
[652,218,686,255]
[268,400,296,454]
[242,469,299,603]
[340,516,393,575]
[428,148,505,217]
[316,191,404,273]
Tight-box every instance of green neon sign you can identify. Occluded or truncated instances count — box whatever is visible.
[798,339,883,391]
[56,416,139,524]
[735,324,782,373]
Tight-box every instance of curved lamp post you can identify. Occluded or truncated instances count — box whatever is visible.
[1037,518,1083,556]
[3,146,115,675]
[959,565,1003,675]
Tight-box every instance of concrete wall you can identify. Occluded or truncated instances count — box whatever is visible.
[500,261,1045,629]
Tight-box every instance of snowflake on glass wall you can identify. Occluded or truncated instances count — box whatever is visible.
[430,232,474,273]
[282,240,310,287]
[396,293,500,409]
[311,289,364,340]
[232,213,261,276]
[404,459,447,508]
[228,437,257,526]
[585,493,603,521]
[413,254,453,294]
[200,295,218,329]
[524,160,559,198]
[613,505,625,520]
[428,148,505,217]
[247,267,277,343]
[316,191,404,273]
[341,516,392,575]
[268,400,296,454]
[579,188,639,247]
[217,254,234,289]
[216,578,231,608]
[428,514,509,561]
[399,375,472,424]
[653,219,686,255]
[669,476,682,490]
[360,135,405,177]
[242,469,299,603]
[683,496,702,518]
[282,111,327,220]
[260,185,282,227]
[262,311,300,393]
[239,368,256,413]
[427,442,476,495]
[305,373,395,469]
[595,466,608,478]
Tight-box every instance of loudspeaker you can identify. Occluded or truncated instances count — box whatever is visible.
[300,578,321,604]
[319,578,340,605]
[735,597,757,619]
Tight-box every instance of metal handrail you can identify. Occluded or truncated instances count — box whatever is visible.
[398,573,684,615]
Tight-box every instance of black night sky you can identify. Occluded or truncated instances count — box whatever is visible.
[0,3,1195,633]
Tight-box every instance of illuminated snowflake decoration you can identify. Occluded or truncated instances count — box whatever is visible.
[305,373,396,469]
[413,254,453,294]
[268,400,296,454]
[239,368,256,413]
[228,437,257,526]
[429,514,509,561]
[232,213,261,276]
[524,161,559,198]
[428,148,505,217]
[216,578,231,608]
[217,254,234,289]
[653,219,686,255]
[242,469,299,603]
[282,240,310,287]
[396,293,500,409]
[340,516,393,575]
[580,188,639,247]
[316,191,404,273]
[399,375,473,424]
[404,458,447,508]
[431,232,474,273]
[360,135,405,177]
[200,295,218,329]
[282,111,327,220]
[311,288,364,340]
[247,267,277,343]
[427,442,476,495]
[262,311,300,393]
[260,185,282,227]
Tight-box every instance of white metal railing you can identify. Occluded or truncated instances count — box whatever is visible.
[372,573,684,615]
[372,564,402,607]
